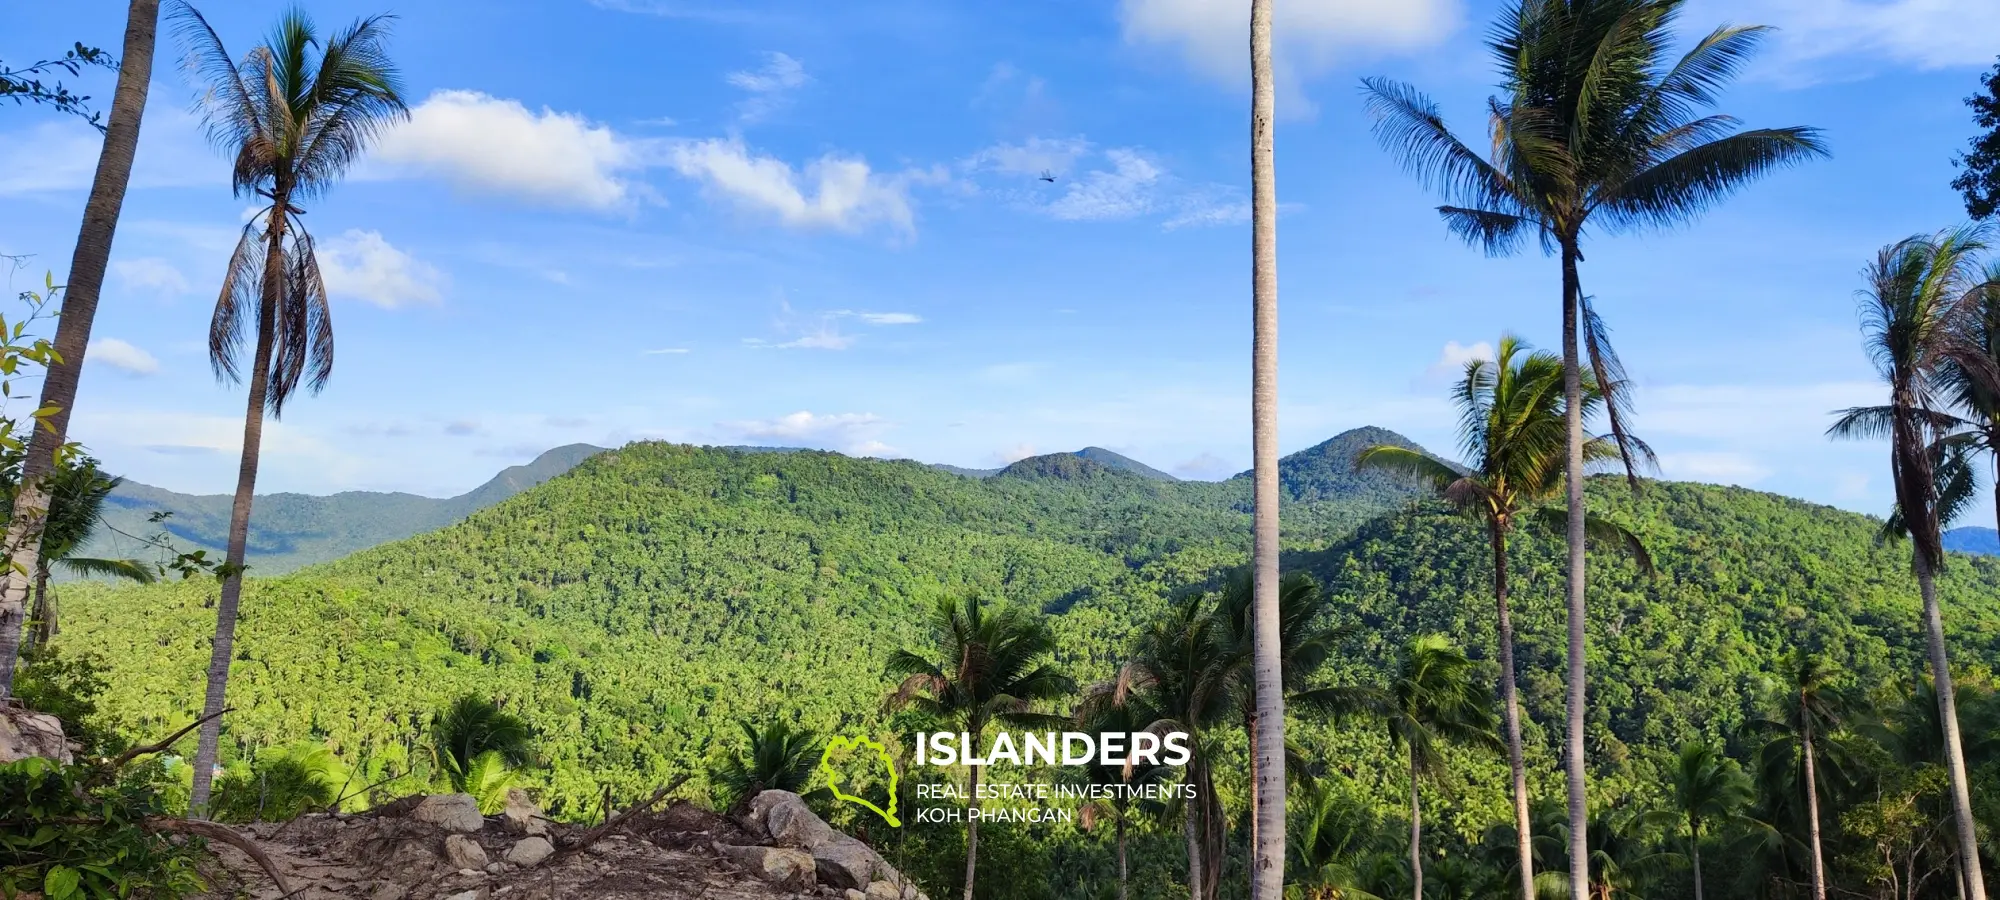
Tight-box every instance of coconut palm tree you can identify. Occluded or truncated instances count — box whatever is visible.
[715,719,824,812]
[1829,227,1998,900]
[1937,262,2000,536]
[1248,0,1286,894]
[7,453,155,655]
[885,594,1073,900]
[1289,779,1389,900]
[1362,5,1825,885]
[1671,741,1752,900]
[1214,569,1353,858]
[1314,635,1502,900]
[0,0,162,699]
[432,694,534,811]
[1076,698,1171,900]
[174,4,408,817]
[1356,335,1651,900]
[1086,596,1238,900]
[1745,651,1860,900]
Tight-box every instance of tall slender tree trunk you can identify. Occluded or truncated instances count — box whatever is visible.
[24,567,49,655]
[1246,705,1260,859]
[1247,0,1286,896]
[1690,819,1705,900]
[1559,239,1591,900]
[0,0,161,696]
[1491,521,1536,900]
[1186,783,1205,900]
[188,203,287,818]
[1117,811,1129,900]
[1916,557,1988,900]
[1409,751,1424,900]
[1804,721,1826,900]
[964,722,982,900]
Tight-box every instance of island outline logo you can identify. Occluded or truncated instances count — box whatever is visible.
[819,734,901,827]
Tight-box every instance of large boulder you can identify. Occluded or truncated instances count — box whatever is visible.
[504,836,554,868]
[410,794,485,833]
[813,837,877,891]
[501,788,548,836]
[714,842,817,892]
[0,706,73,764]
[740,790,928,897]
[442,833,489,870]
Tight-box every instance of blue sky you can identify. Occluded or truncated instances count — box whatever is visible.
[2,0,1998,527]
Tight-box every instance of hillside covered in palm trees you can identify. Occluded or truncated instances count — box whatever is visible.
[39,432,2000,898]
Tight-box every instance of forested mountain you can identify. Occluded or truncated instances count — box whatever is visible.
[1946,526,2000,556]
[77,443,606,574]
[44,430,2000,897]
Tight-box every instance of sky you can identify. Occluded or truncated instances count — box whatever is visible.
[2,0,1999,527]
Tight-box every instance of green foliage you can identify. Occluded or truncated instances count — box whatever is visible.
[432,694,532,812]
[0,43,114,130]
[0,758,206,900]
[1955,55,2000,219]
[715,719,823,810]
[11,648,124,758]
[210,740,349,823]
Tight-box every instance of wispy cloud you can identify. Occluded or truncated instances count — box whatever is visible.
[1120,0,1462,82]
[317,230,447,309]
[642,347,691,355]
[1688,0,2000,78]
[728,52,811,122]
[833,310,922,325]
[375,90,653,210]
[719,410,892,455]
[667,137,933,236]
[89,338,160,376]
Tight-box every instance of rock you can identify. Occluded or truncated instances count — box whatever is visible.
[443,890,487,900]
[443,834,490,869]
[865,882,903,900]
[412,794,486,833]
[501,788,548,836]
[0,706,73,764]
[813,837,877,890]
[503,836,554,868]
[485,862,507,875]
[762,794,837,850]
[845,891,868,900]
[715,842,817,892]
[368,884,408,900]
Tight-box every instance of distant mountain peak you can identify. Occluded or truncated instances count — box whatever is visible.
[1072,447,1177,481]
[995,453,1121,482]
[1229,426,1438,504]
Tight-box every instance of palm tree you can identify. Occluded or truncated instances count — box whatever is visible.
[715,719,823,812]
[0,0,162,698]
[885,594,1073,900]
[1247,0,1286,894]
[1574,807,1683,900]
[1076,698,1171,900]
[1087,596,1238,900]
[432,694,534,812]
[1747,651,1856,900]
[1356,334,1651,900]
[1289,779,1389,900]
[174,4,408,817]
[1317,634,1502,900]
[1671,741,1752,900]
[1362,5,1825,886]
[1215,569,1352,859]
[1938,261,2000,547]
[1829,227,1998,900]
[9,454,155,655]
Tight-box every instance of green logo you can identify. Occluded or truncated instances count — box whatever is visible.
[820,734,901,827]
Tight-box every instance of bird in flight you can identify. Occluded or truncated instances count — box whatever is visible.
[1038,169,1057,183]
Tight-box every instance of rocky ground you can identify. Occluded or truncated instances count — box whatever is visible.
[192,789,931,900]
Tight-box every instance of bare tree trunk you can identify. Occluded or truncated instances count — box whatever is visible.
[1118,811,1129,900]
[188,201,287,818]
[1690,818,1705,900]
[1493,521,1536,900]
[1246,706,1259,861]
[1805,720,1826,900]
[1248,0,1286,897]
[964,722,981,900]
[1916,556,1988,900]
[0,0,161,696]
[24,566,49,656]
[1187,786,1205,900]
[1410,751,1424,900]
[1559,239,1591,900]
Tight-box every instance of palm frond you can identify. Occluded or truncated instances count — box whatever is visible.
[1599,128,1829,230]
[55,556,156,584]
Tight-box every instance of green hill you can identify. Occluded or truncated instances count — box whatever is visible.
[42,430,2000,897]
[80,443,606,575]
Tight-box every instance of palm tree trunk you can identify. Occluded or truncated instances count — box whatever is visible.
[1559,238,1591,900]
[1804,722,1826,900]
[1690,818,1705,900]
[964,723,981,900]
[1187,785,1205,900]
[0,0,161,697]
[24,566,49,655]
[188,197,288,818]
[1248,0,1286,896]
[1117,810,1129,900]
[1409,751,1424,900]
[1203,762,1223,900]
[1246,705,1260,860]
[1492,520,1535,900]
[1916,556,1989,900]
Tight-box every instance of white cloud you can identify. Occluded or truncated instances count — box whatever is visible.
[728,52,811,122]
[317,230,446,309]
[1425,340,1494,380]
[720,410,889,454]
[0,102,214,196]
[994,442,1039,464]
[965,137,1092,178]
[375,90,648,210]
[1163,194,1251,229]
[667,138,920,234]
[1657,451,1774,487]
[1120,0,1462,80]
[1641,381,1881,445]
[112,258,191,298]
[1691,0,2000,74]
[755,327,855,350]
[834,310,922,325]
[642,347,691,355]
[1046,149,1164,221]
[88,338,159,376]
